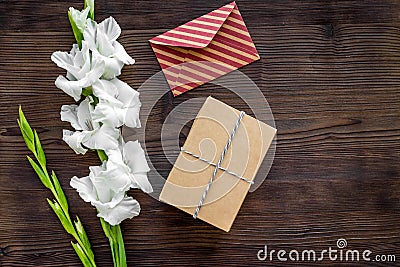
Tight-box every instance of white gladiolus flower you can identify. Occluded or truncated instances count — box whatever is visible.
[51,41,105,101]
[60,96,120,154]
[84,16,135,79]
[106,140,152,193]
[70,162,141,226]
[53,10,151,227]
[69,7,90,32]
[91,78,141,128]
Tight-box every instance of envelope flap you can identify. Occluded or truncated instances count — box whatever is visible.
[149,2,236,48]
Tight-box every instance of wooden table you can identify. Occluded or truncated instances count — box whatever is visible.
[1,0,399,266]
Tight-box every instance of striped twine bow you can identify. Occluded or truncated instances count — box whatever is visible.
[181,111,252,219]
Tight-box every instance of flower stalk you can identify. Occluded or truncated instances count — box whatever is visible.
[100,218,126,267]
[18,106,97,267]
[51,0,152,266]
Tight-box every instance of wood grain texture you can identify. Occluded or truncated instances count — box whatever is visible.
[1,0,400,266]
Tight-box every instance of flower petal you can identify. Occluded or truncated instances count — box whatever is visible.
[106,142,124,159]
[98,17,121,43]
[90,170,128,205]
[123,141,150,173]
[70,175,96,203]
[92,79,120,104]
[89,163,107,177]
[82,125,120,151]
[125,105,141,128]
[51,51,75,72]
[89,160,131,204]
[60,104,82,130]
[109,78,139,105]
[96,53,124,79]
[55,75,84,101]
[83,52,106,85]
[92,101,125,128]
[123,141,152,193]
[97,30,115,57]
[113,41,135,65]
[130,172,153,193]
[109,78,141,128]
[62,129,88,154]
[83,19,98,51]
[105,144,152,193]
[97,196,140,226]
[77,97,97,131]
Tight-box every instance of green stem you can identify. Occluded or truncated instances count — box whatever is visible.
[100,218,127,267]
[97,149,108,162]
[115,225,126,267]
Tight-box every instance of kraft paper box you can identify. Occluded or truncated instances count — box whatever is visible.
[159,97,276,232]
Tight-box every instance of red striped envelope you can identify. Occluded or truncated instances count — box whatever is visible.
[149,1,260,97]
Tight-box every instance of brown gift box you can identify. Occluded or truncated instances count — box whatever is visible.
[159,97,277,232]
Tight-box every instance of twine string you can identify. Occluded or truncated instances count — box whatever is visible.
[180,148,254,184]
[185,111,247,219]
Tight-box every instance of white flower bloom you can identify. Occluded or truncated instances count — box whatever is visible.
[84,17,135,79]
[69,7,90,32]
[60,96,119,154]
[106,140,152,193]
[51,41,105,101]
[91,78,141,128]
[70,162,141,225]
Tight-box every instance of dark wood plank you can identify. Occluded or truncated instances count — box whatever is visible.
[2,0,400,32]
[1,0,400,266]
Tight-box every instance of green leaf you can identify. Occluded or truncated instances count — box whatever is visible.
[34,130,46,168]
[74,217,96,265]
[68,10,83,48]
[18,106,35,154]
[47,199,75,235]
[84,0,95,20]
[75,217,92,253]
[51,171,69,213]
[18,106,34,141]
[71,242,93,267]
[18,119,35,154]
[27,156,51,189]
[49,199,97,267]
[18,107,97,267]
